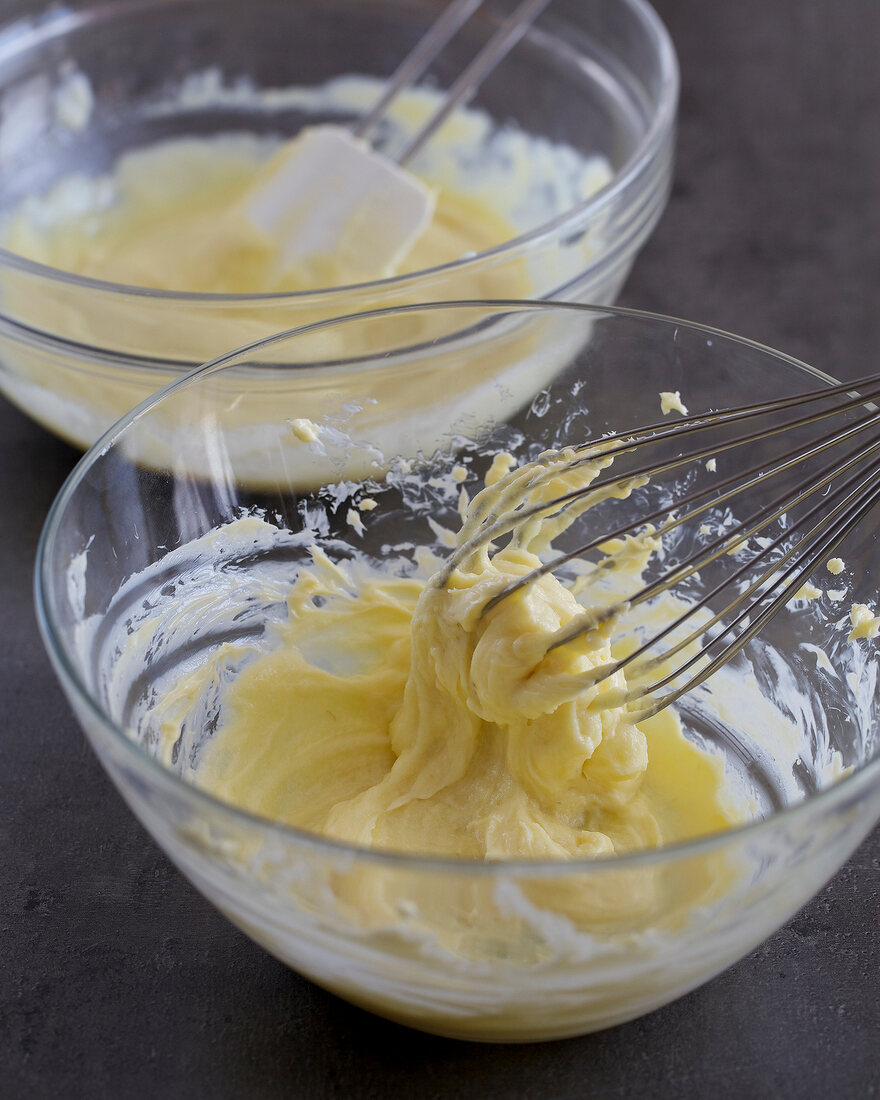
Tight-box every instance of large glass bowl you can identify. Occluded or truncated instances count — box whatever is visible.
[0,0,676,450]
[35,302,880,1042]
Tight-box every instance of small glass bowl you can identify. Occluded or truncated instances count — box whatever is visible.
[0,0,676,450]
[36,302,880,1041]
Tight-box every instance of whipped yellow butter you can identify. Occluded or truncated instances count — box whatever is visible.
[171,449,738,862]
[194,549,733,860]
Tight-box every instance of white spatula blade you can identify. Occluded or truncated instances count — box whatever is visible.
[245,126,436,280]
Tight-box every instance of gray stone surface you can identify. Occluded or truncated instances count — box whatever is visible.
[2,0,878,1095]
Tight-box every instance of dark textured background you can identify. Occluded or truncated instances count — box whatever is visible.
[2,0,878,1096]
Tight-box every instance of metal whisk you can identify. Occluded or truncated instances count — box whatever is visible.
[443,372,880,718]
[355,0,553,165]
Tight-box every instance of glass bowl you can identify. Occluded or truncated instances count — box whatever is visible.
[0,0,676,450]
[36,302,880,1042]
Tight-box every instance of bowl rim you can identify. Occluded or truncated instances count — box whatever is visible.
[34,299,880,876]
[0,0,679,305]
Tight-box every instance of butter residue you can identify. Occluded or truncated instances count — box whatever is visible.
[660,391,688,416]
[826,557,845,576]
[54,68,94,133]
[345,508,365,536]
[484,451,516,487]
[848,602,880,641]
[793,581,823,602]
[290,417,321,443]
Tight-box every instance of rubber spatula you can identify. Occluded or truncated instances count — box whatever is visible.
[244,0,553,281]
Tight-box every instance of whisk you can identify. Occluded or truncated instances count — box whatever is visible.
[443,372,880,719]
[354,0,554,165]
[249,0,553,277]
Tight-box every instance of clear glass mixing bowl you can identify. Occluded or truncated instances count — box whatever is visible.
[36,302,880,1042]
[0,0,676,450]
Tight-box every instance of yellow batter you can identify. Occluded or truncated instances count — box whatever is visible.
[0,76,615,457]
[185,448,738,863]
[3,134,523,294]
[0,131,548,454]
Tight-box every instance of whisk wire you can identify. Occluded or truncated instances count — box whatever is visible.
[555,440,880,710]
[622,411,880,618]
[641,450,880,677]
[354,0,485,140]
[397,0,554,165]
[656,455,880,669]
[353,0,552,165]
[639,464,880,719]
[455,374,880,585]
[461,370,880,717]
[567,369,880,466]
[480,400,880,616]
